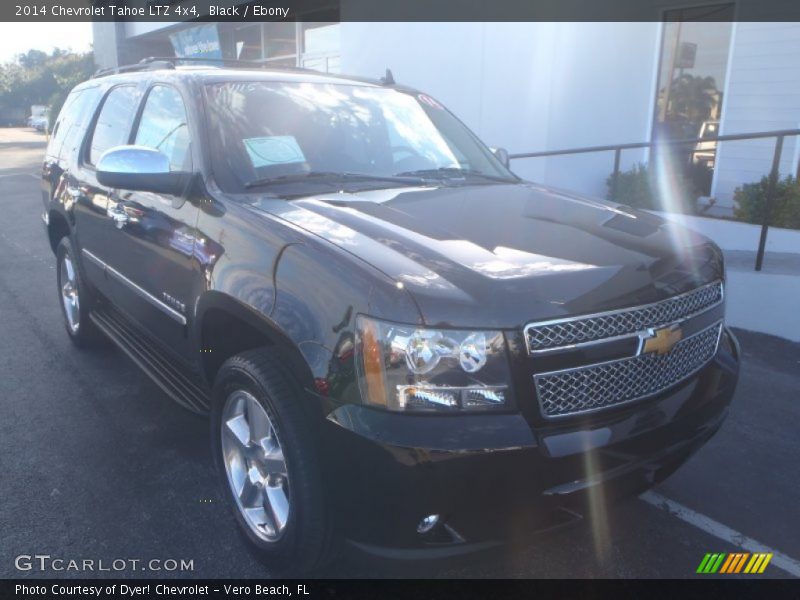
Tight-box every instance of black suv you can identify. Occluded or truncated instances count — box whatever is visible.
[41,60,740,572]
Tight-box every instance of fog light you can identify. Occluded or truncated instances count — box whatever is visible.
[417,514,440,534]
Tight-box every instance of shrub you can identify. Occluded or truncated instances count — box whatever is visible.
[734,175,800,230]
[606,162,699,214]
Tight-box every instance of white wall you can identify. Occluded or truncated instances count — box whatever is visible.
[655,210,800,254]
[340,22,552,182]
[535,22,660,196]
[340,22,660,197]
[713,22,800,207]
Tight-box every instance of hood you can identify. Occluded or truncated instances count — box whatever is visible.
[255,182,723,329]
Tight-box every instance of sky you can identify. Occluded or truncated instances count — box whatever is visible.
[0,22,93,64]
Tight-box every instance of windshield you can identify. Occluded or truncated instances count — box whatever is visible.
[204,81,517,193]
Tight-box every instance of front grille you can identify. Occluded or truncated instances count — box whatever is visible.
[525,281,723,353]
[534,322,722,418]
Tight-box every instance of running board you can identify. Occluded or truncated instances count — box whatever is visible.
[90,305,211,415]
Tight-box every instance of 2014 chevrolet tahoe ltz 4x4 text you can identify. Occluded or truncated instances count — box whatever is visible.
[40,60,740,573]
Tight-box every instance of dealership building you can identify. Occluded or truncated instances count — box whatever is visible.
[92,2,800,215]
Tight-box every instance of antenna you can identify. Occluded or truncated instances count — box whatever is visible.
[380,68,395,86]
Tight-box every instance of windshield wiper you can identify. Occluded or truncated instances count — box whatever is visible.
[245,171,430,189]
[395,167,515,183]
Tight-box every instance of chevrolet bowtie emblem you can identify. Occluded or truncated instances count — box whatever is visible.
[643,325,683,355]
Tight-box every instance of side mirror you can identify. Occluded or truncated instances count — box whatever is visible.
[491,147,510,169]
[97,146,190,196]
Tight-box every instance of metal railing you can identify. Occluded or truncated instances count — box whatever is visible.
[509,128,800,271]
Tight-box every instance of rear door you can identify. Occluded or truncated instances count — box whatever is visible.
[97,83,200,363]
[42,86,101,224]
[70,83,142,299]
[42,88,82,208]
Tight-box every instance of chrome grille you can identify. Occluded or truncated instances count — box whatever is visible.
[525,281,723,354]
[534,322,722,418]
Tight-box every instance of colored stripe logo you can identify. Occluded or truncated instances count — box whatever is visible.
[697,552,773,574]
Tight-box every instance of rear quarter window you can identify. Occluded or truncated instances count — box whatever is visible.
[46,89,82,159]
[47,86,102,163]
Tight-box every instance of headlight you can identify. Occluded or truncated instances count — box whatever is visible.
[355,315,512,412]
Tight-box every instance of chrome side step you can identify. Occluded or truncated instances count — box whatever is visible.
[90,305,211,415]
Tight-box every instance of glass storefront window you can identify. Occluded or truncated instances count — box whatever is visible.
[264,22,297,60]
[264,56,297,69]
[300,23,341,73]
[300,55,341,74]
[653,4,734,195]
[303,23,340,55]
[223,22,341,73]
[234,25,261,61]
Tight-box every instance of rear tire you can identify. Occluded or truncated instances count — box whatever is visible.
[211,348,334,574]
[55,237,104,349]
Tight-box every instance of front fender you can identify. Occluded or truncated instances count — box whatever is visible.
[272,241,421,407]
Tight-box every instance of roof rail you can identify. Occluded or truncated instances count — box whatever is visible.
[91,56,400,88]
[107,56,318,77]
[92,58,176,79]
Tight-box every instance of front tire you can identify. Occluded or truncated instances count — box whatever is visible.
[55,237,103,348]
[211,349,333,574]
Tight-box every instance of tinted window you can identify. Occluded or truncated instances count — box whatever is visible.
[47,89,83,157]
[51,87,101,161]
[134,86,191,171]
[89,85,138,165]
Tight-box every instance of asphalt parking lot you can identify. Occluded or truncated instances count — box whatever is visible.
[0,127,798,579]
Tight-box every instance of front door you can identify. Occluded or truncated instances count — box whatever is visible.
[103,84,200,364]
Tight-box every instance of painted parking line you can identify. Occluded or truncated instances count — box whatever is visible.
[0,172,39,180]
[641,490,800,577]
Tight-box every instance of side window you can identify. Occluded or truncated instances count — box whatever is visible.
[134,86,192,171]
[51,87,101,161]
[88,85,139,165]
[64,87,101,153]
[47,90,82,157]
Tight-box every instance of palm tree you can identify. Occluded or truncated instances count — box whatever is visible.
[666,74,719,129]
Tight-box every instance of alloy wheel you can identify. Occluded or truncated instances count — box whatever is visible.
[60,252,80,333]
[221,389,290,542]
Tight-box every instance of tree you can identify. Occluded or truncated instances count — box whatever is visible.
[666,74,719,128]
[45,52,95,131]
[17,49,49,70]
[0,63,29,122]
[0,48,94,128]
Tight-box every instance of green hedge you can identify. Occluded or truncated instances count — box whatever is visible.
[606,162,699,214]
[734,175,800,230]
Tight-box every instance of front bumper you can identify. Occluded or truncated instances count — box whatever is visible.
[321,327,740,557]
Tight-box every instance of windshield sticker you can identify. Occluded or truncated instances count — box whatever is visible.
[417,94,443,109]
[244,136,306,168]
